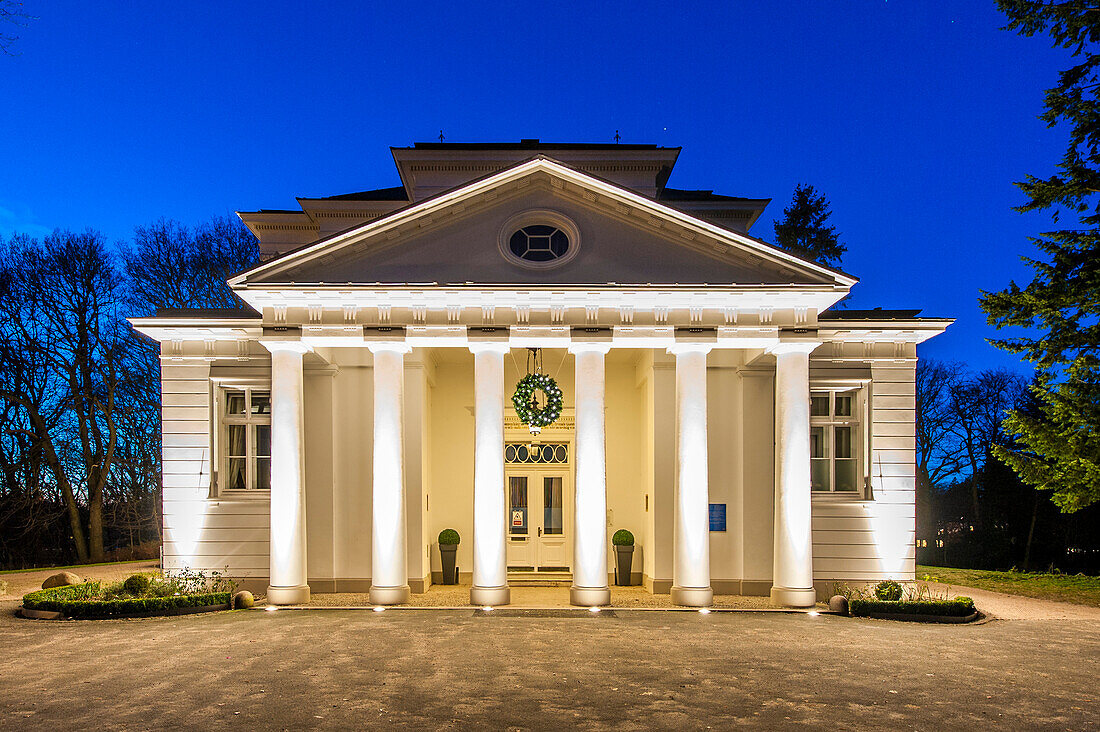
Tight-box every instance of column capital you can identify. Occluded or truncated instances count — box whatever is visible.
[768,341,821,356]
[666,343,713,356]
[366,342,413,355]
[260,340,311,355]
[568,342,612,355]
[468,342,511,355]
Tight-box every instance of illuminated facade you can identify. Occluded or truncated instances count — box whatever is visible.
[132,141,950,607]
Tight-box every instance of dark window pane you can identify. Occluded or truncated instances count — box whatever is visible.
[227,458,246,490]
[509,231,527,257]
[811,458,830,491]
[509,476,528,535]
[255,458,271,490]
[544,477,563,535]
[525,248,555,262]
[834,426,852,459]
[251,392,271,415]
[226,424,246,457]
[835,459,858,491]
[255,425,271,457]
[226,391,246,415]
[810,426,826,458]
[835,394,853,417]
[524,225,557,236]
[810,394,829,417]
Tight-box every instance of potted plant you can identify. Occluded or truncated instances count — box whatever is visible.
[612,529,635,586]
[438,528,460,585]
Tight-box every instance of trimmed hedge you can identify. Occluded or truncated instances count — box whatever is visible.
[23,583,231,619]
[849,597,975,618]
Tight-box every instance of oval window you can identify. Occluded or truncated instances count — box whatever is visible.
[508,225,570,263]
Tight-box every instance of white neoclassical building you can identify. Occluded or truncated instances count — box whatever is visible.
[132,141,949,608]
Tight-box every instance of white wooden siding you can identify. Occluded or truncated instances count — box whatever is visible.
[160,361,271,579]
[811,363,917,581]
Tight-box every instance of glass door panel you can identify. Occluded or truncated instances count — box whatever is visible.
[508,476,529,535]
[543,477,563,535]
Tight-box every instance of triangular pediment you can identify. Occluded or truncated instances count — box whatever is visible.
[231,158,856,289]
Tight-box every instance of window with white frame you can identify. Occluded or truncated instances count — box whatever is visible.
[810,388,865,494]
[219,387,271,491]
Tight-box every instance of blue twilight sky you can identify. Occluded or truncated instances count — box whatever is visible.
[0,2,1075,373]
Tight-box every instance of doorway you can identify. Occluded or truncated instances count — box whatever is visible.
[506,471,570,572]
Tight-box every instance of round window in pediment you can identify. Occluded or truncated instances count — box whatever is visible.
[509,225,569,263]
[498,210,581,269]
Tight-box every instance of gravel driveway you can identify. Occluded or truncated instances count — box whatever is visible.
[0,599,1097,730]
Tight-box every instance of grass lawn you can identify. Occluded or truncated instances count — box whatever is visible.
[917,565,1100,608]
[0,559,152,575]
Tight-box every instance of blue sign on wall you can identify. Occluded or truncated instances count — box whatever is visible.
[709,503,726,532]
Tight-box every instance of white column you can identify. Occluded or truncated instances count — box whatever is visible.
[569,344,612,607]
[771,343,819,607]
[470,343,511,606]
[368,343,412,605]
[263,342,311,605]
[669,344,713,607]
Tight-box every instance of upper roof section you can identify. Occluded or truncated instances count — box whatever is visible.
[238,140,770,257]
[392,140,681,200]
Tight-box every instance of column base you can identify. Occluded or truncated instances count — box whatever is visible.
[266,584,310,605]
[369,585,410,605]
[570,586,611,607]
[470,585,510,606]
[770,586,817,608]
[671,586,713,607]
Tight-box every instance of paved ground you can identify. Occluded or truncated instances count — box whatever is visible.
[1,599,1098,730]
[3,562,1099,729]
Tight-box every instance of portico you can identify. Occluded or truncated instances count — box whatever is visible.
[255,319,826,608]
[131,140,950,612]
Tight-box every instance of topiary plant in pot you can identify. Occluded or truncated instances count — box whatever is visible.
[438,528,461,585]
[612,529,635,586]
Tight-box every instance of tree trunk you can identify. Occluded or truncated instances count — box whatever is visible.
[88,491,104,562]
[1023,491,1040,571]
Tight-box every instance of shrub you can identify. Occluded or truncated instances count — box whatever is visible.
[23,582,231,619]
[163,567,237,595]
[612,529,635,546]
[123,573,153,596]
[874,579,903,601]
[849,597,976,618]
[438,528,460,546]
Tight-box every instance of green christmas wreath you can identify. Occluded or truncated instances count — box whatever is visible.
[512,373,563,430]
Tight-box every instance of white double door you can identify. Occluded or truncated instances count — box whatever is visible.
[505,469,571,572]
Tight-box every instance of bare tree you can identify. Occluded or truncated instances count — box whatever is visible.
[947,368,1028,527]
[0,231,129,561]
[123,215,259,314]
[916,359,966,492]
[0,1,33,55]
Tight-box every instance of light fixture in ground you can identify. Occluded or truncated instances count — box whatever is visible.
[589,606,601,613]
[699,608,711,614]
[373,606,386,613]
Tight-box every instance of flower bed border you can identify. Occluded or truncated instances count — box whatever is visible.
[21,583,232,620]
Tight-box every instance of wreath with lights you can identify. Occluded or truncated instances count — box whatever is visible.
[512,351,563,434]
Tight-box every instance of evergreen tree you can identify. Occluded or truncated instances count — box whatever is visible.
[772,183,846,267]
[981,1,1100,512]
